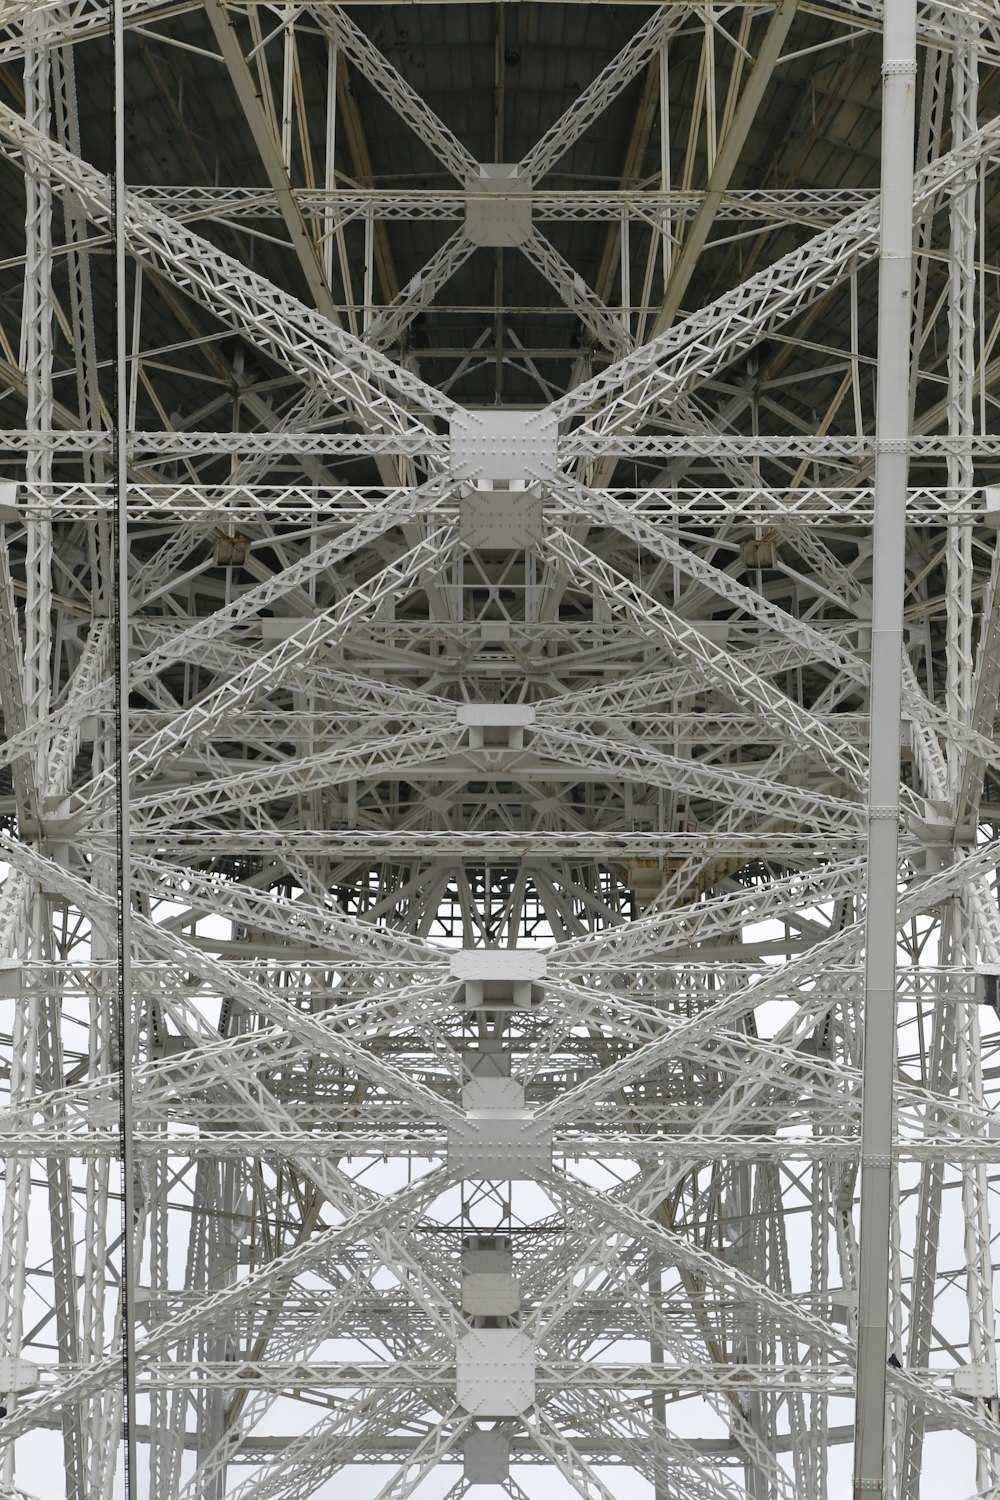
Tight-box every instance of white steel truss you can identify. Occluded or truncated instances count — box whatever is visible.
[0,3,999,1499]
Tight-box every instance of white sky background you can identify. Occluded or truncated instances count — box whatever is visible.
[2,880,998,1498]
[8,1423,981,1498]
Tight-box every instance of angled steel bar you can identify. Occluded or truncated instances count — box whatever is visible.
[0,101,454,432]
[547,110,1000,435]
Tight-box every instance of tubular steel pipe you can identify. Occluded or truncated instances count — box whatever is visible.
[853,2,918,1495]
[113,0,138,1495]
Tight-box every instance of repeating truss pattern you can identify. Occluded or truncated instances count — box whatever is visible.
[0,2,999,1498]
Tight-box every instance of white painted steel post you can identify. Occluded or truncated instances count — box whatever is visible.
[853,3,917,1496]
[0,12,52,1487]
[945,14,978,787]
[113,3,138,1497]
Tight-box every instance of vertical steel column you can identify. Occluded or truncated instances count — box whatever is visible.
[324,40,338,292]
[852,2,916,1496]
[898,918,957,1496]
[0,12,54,1487]
[945,16,977,776]
[23,12,53,755]
[648,1255,668,1500]
[113,2,138,1497]
[958,902,999,1490]
[51,42,104,481]
[82,792,119,1500]
[0,874,36,1493]
[945,17,999,1485]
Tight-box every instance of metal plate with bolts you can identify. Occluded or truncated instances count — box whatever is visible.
[451,409,558,483]
[465,164,532,247]
[457,1329,535,1416]
[459,482,545,550]
[448,1112,553,1180]
[462,1272,521,1317]
[463,1428,511,1483]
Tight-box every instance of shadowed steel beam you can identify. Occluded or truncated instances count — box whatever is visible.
[203,0,341,327]
[649,0,798,338]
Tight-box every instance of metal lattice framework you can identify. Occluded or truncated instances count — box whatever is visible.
[1,1,1000,1497]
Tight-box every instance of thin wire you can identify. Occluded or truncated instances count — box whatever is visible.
[112,0,138,1493]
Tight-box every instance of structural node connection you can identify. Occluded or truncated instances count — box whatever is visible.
[0,2,999,1498]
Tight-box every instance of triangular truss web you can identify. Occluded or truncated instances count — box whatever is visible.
[1,3,1000,1499]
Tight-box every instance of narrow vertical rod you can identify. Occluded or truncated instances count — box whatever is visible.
[323,39,337,288]
[112,1,138,1495]
[852,3,917,1496]
[658,43,671,284]
[363,203,374,334]
[648,1256,666,1500]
